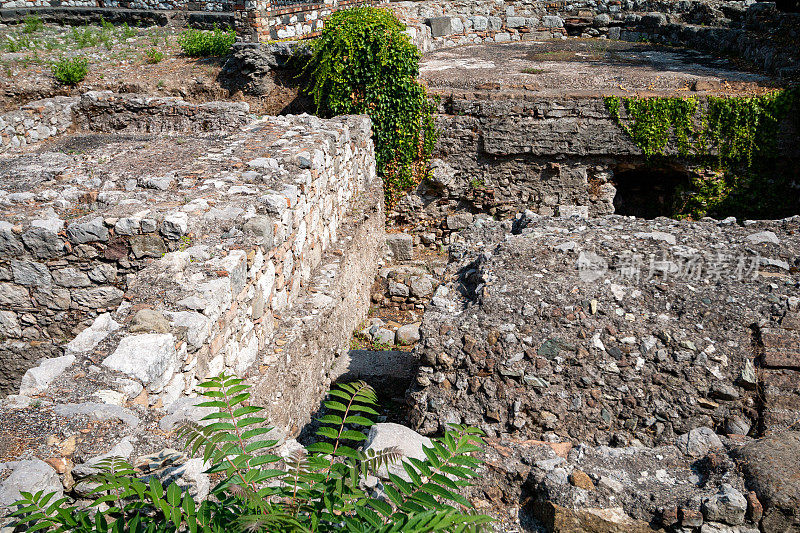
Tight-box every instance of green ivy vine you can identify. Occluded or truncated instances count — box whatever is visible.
[304,7,438,206]
[604,89,799,218]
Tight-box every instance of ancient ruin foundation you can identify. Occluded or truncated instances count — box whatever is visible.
[0,0,799,531]
[0,93,383,436]
[390,39,799,226]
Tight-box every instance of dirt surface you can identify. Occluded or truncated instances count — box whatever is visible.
[0,22,304,114]
[420,39,781,97]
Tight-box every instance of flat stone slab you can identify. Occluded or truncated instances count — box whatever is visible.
[419,40,776,97]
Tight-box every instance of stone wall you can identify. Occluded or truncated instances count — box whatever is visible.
[0,92,249,153]
[406,213,800,446]
[234,0,373,42]
[388,0,800,78]
[75,91,252,134]
[0,0,230,12]
[390,88,800,228]
[388,95,650,226]
[0,93,382,420]
[0,96,77,153]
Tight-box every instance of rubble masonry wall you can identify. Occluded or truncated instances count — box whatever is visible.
[0,93,380,421]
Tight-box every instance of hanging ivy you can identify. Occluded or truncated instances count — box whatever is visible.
[604,89,799,218]
[604,90,795,166]
[604,95,698,157]
[304,7,438,206]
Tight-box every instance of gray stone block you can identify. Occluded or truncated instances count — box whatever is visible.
[471,15,488,31]
[102,333,179,392]
[543,15,564,27]
[11,260,52,287]
[22,227,64,258]
[427,16,453,38]
[364,423,433,481]
[386,233,413,261]
[447,213,474,230]
[19,354,76,395]
[67,217,108,244]
[0,222,23,255]
[0,459,62,508]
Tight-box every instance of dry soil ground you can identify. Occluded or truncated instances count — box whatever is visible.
[0,20,304,114]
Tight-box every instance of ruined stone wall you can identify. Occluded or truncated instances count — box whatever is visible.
[0,96,77,153]
[389,0,799,77]
[406,213,800,446]
[75,91,252,133]
[234,0,373,42]
[391,90,799,227]
[0,0,230,12]
[0,92,249,153]
[389,0,717,51]
[0,94,381,421]
[0,91,248,393]
[391,95,649,225]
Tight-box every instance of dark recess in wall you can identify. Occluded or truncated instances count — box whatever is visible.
[611,165,691,219]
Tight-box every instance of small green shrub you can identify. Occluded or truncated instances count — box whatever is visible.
[99,30,114,50]
[11,375,491,532]
[145,48,164,64]
[22,15,44,34]
[305,7,438,206]
[4,34,34,52]
[52,56,88,85]
[177,25,235,57]
[121,22,137,39]
[71,26,101,48]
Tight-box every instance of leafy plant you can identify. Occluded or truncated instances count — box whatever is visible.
[22,15,44,34]
[604,91,795,167]
[52,56,88,85]
[100,30,114,50]
[71,26,101,48]
[145,48,164,64]
[304,7,438,206]
[604,90,799,218]
[4,33,35,52]
[121,22,137,40]
[11,375,490,532]
[177,25,235,57]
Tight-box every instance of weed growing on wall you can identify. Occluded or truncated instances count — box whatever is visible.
[604,90,798,218]
[305,7,438,206]
[178,25,235,57]
[11,375,491,532]
[51,56,88,85]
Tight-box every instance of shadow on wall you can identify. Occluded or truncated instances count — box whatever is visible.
[611,165,692,219]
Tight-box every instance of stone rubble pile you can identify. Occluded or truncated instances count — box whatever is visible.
[407,212,800,444]
[398,212,799,532]
[474,429,800,532]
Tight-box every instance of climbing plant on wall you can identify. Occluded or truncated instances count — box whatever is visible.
[604,89,798,218]
[304,7,438,206]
